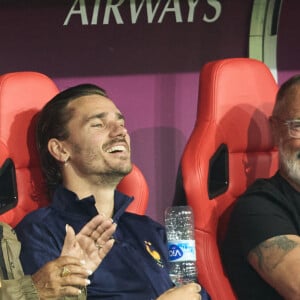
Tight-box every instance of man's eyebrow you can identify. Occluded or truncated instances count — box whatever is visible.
[116,112,125,120]
[84,112,125,122]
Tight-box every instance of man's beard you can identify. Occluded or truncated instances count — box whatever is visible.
[71,139,132,180]
[279,143,300,186]
[97,162,133,186]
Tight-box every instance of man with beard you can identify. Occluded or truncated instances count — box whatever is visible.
[221,75,300,299]
[15,84,202,300]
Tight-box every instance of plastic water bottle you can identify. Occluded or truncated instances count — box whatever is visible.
[164,205,198,286]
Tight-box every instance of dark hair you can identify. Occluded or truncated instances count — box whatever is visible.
[272,75,300,117]
[36,83,107,194]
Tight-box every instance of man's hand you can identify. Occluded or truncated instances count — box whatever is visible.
[62,214,117,272]
[157,283,202,300]
[32,215,116,299]
[31,256,90,299]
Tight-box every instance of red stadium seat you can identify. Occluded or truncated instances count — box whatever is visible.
[180,58,279,299]
[118,164,149,215]
[0,71,148,227]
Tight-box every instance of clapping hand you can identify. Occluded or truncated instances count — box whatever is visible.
[62,214,117,272]
[31,215,116,299]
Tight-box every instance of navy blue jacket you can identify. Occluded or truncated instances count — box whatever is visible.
[16,186,174,299]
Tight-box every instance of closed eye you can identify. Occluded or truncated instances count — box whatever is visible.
[91,123,105,128]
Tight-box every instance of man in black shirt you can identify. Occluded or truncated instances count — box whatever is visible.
[222,75,300,299]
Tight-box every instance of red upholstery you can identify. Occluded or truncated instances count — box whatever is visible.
[0,72,149,227]
[118,164,149,215]
[180,58,279,299]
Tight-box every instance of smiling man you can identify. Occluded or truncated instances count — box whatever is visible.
[15,84,202,300]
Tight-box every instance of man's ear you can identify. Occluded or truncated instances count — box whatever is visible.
[269,116,279,147]
[48,138,70,163]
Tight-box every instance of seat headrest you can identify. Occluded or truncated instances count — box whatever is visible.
[197,58,278,152]
[0,72,59,168]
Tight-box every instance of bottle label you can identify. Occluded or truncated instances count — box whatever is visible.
[167,240,196,262]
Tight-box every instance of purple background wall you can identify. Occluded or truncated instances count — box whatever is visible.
[1,0,298,223]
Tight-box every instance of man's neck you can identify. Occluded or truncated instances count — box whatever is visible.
[92,188,115,218]
[279,169,300,193]
[63,177,116,218]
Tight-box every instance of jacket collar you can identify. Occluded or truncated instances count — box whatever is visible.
[51,185,134,222]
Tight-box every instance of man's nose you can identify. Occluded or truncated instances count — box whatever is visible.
[109,122,128,137]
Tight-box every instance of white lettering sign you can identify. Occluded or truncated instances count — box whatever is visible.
[63,0,222,26]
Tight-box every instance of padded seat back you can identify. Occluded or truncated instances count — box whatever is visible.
[180,58,279,299]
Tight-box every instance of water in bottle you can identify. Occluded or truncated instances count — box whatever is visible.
[164,205,198,286]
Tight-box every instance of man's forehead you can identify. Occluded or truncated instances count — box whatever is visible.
[67,95,123,122]
[68,94,119,110]
[279,103,300,122]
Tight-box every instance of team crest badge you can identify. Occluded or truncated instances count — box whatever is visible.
[144,241,164,268]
